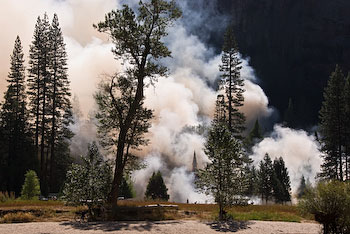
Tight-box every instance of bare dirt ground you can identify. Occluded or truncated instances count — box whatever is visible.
[0,220,321,234]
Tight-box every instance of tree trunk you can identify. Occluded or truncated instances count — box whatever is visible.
[108,75,144,205]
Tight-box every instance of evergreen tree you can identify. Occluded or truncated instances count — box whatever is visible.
[27,13,73,194]
[245,165,258,196]
[284,98,297,128]
[272,157,291,203]
[118,176,135,199]
[47,13,74,193]
[145,171,169,201]
[297,175,307,198]
[94,0,181,204]
[244,119,263,149]
[219,26,245,138]
[21,170,40,200]
[343,73,350,180]
[196,100,249,220]
[27,13,52,194]
[0,36,36,195]
[257,153,274,204]
[319,65,346,180]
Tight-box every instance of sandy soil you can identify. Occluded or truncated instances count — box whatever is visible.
[0,220,321,234]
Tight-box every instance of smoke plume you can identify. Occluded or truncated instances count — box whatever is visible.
[0,0,322,202]
[250,125,322,193]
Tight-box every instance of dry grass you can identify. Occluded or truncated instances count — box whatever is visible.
[0,200,64,208]
[0,212,35,223]
[0,199,314,223]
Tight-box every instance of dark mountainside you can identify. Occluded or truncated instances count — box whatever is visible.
[186,0,350,128]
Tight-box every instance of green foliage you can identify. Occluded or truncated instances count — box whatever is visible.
[257,153,274,204]
[196,110,249,220]
[27,13,73,195]
[319,65,347,180]
[0,36,36,195]
[145,171,169,201]
[20,170,40,200]
[63,142,112,207]
[299,181,350,234]
[297,175,309,198]
[119,176,135,199]
[272,157,291,203]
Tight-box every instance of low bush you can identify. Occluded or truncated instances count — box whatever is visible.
[0,212,35,223]
[299,180,350,234]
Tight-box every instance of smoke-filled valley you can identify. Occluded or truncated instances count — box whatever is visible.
[0,0,334,204]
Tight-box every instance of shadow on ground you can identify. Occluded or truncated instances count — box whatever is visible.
[61,220,182,232]
[206,220,252,232]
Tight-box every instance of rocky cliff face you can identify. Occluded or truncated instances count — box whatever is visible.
[188,0,350,127]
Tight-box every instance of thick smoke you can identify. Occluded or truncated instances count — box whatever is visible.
[250,125,322,193]
[0,0,322,202]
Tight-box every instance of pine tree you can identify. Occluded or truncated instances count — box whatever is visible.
[21,170,40,200]
[219,27,245,138]
[257,153,274,204]
[343,74,350,180]
[196,100,249,219]
[297,175,307,198]
[145,171,169,201]
[27,13,73,194]
[272,157,291,203]
[27,13,52,194]
[0,36,36,195]
[47,13,74,193]
[284,98,297,128]
[319,65,346,180]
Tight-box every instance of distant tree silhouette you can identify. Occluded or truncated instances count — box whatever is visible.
[145,171,169,201]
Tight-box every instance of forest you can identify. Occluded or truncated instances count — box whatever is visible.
[0,0,350,233]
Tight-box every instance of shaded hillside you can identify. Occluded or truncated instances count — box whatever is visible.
[186,0,350,127]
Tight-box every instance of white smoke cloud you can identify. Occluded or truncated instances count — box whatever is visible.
[250,125,322,193]
[1,0,317,203]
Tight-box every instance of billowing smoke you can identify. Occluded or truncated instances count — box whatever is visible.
[133,21,274,202]
[0,0,322,202]
[250,125,322,193]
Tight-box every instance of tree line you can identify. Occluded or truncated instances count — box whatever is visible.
[0,13,73,196]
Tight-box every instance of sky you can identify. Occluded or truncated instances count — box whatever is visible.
[0,0,322,202]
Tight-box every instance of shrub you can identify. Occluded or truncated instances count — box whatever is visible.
[20,170,40,200]
[299,180,350,234]
[63,142,112,218]
[1,212,35,223]
[0,191,15,203]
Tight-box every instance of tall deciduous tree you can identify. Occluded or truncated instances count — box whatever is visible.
[219,27,245,138]
[94,0,181,204]
[319,65,345,180]
[0,36,36,195]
